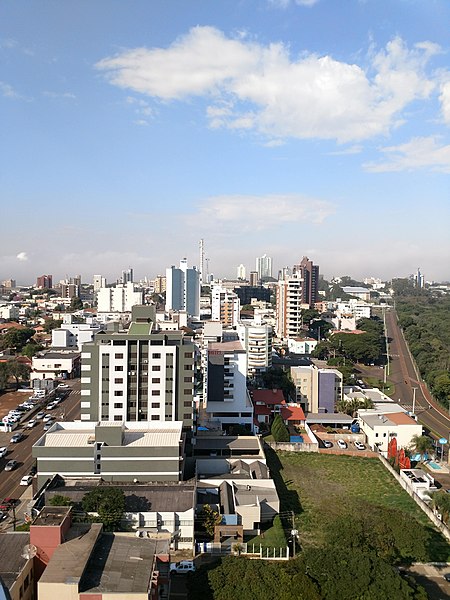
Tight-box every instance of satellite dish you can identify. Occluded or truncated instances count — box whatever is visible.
[21,544,37,559]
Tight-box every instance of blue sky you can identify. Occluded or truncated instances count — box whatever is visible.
[1,0,449,285]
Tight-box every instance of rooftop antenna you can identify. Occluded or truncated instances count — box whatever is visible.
[199,239,205,285]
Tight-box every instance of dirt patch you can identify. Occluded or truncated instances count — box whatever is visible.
[0,390,34,419]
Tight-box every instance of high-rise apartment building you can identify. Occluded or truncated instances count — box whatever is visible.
[290,365,343,413]
[80,305,195,429]
[237,264,246,280]
[37,274,53,289]
[166,259,200,318]
[1,279,16,289]
[276,273,304,339]
[93,275,107,293]
[237,316,273,377]
[97,282,144,313]
[211,284,241,327]
[249,271,259,286]
[153,275,166,294]
[256,254,272,281]
[121,268,134,285]
[293,257,319,307]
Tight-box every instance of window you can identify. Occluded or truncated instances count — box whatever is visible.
[114,415,122,421]
[114,403,123,409]
[184,401,192,407]
[114,391,123,396]
[151,415,160,420]
[184,365,192,370]
[184,352,193,358]
[151,402,160,408]
[183,413,191,420]
[152,365,161,371]
[152,390,160,396]
[184,376,192,382]
[152,377,160,383]
[115,353,124,359]
[114,378,123,384]
[115,365,123,371]
[184,389,192,395]
[152,353,161,359]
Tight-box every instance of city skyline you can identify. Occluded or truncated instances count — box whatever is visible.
[1,1,449,283]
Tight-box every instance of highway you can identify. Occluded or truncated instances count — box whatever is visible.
[385,308,450,446]
[0,380,81,520]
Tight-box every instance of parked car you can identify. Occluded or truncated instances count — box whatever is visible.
[10,432,24,443]
[0,498,18,511]
[0,447,7,458]
[43,421,54,431]
[35,412,45,420]
[46,402,57,410]
[20,475,33,486]
[27,420,37,429]
[337,439,347,449]
[43,414,53,423]
[57,383,69,389]
[0,511,7,521]
[29,465,37,476]
[4,460,18,471]
[444,573,450,582]
[322,440,333,448]
[354,441,366,450]
[170,561,195,574]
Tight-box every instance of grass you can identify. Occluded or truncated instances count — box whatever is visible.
[265,448,450,561]
[245,515,286,549]
[363,375,395,397]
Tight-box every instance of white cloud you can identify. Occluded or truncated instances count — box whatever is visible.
[42,91,76,100]
[364,136,450,173]
[16,252,28,261]
[96,28,439,143]
[190,193,335,231]
[439,80,450,124]
[0,81,20,99]
[269,0,319,7]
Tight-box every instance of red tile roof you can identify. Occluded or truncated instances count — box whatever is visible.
[253,404,273,416]
[281,405,306,422]
[252,389,286,405]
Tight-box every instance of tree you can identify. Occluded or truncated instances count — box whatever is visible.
[7,360,30,389]
[43,319,62,333]
[199,504,222,538]
[48,494,73,506]
[21,342,44,359]
[70,297,83,311]
[0,363,9,392]
[1,328,36,352]
[409,435,434,460]
[271,414,290,442]
[81,487,125,531]
[431,490,450,524]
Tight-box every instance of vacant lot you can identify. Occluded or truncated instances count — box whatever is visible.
[267,449,450,560]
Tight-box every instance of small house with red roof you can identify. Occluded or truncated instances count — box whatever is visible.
[280,404,306,428]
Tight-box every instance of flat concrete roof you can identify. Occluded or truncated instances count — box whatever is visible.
[79,533,167,594]
[306,412,353,424]
[194,436,261,451]
[46,481,196,513]
[33,506,71,527]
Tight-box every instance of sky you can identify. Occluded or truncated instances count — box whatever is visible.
[1,0,449,285]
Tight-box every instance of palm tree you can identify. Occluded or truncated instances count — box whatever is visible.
[409,434,434,461]
[431,490,450,524]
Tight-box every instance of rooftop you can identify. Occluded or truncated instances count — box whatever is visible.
[281,405,306,422]
[32,506,71,527]
[306,412,354,424]
[252,388,285,405]
[0,532,30,591]
[208,340,245,353]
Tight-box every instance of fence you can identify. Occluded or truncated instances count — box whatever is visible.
[265,441,319,453]
[378,454,450,542]
[197,541,290,560]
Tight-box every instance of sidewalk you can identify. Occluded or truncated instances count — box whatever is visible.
[0,484,34,532]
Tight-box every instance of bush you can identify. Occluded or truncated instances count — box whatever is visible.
[271,415,290,442]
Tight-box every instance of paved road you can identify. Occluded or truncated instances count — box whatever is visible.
[0,380,81,523]
[385,308,450,448]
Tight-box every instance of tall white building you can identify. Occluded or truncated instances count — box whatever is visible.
[276,273,308,339]
[256,254,272,280]
[97,282,143,313]
[237,264,246,280]
[93,275,107,293]
[237,316,272,377]
[165,259,200,318]
[211,284,240,327]
[204,340,253,432]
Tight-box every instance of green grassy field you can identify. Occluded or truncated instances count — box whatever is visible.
[266,449,450,560]
[363,375,395,396]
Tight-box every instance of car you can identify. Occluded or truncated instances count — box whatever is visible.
[27,420,37,429]
[35,412,45,420]
[0,447,7,458]
[354,441,366,450]
[4,460,18,471]
[19,475,33,486]
[57,383,69,388]
[43,414,53,423]
[322,440,333,448]
[43,421,54,431]
[29,465,37,476]
[10,432,24,443]
[444,573,450,582]
[0,511,6,521]
[46,402,57,410]
[337,439,347,449]
[170,561,196,574]
[0,498,18,511]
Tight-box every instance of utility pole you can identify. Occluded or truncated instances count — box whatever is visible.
[412,387,417,415]
[290,511,298,558]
